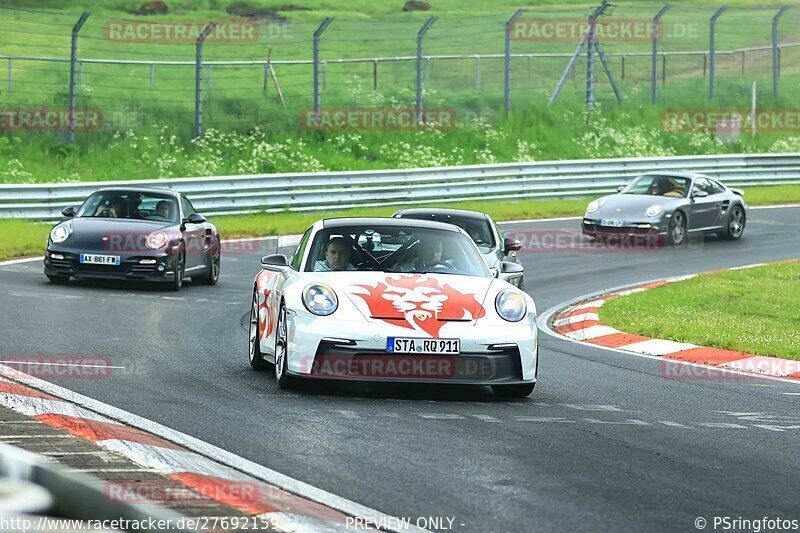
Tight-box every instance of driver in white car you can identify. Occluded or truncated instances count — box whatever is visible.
[395,237,447,272]
[314,237,356,271]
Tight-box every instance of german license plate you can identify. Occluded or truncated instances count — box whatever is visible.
[387,337,460,355]
[599,219,624,227]
[80,253,121,265]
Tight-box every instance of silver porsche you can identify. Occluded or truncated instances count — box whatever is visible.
[582,172,748,246]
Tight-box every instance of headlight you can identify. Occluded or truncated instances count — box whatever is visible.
[49,222,72,244]
[586,199,603,213]
[145,231,168,250]
[645,204,663,217]
[303,284,338,316]
[495,290,526,322]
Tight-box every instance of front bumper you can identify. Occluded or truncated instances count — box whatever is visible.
[582,218,667,240]
[283,313,538,384]
[44,246,176,282]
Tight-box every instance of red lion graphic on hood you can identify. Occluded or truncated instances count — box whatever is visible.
[352,274,486,337]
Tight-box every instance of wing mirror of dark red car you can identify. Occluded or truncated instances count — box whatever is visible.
[503,237,522,253]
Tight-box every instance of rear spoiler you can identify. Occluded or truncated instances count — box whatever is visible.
[731,188,745,197]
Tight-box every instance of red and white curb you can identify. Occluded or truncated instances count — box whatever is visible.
[540,259,800,383]
[0,365,423,533]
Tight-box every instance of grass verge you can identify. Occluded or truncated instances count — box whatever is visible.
[2,183,799,262]
[600,261,800,360]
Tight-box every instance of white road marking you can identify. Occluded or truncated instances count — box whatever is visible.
[782,392,800,396]
[563,325,619,340]
[621,339,698,356]
[553,312,599,327]
[514,417,575,423]
[0,256,42,267]
[11,291,82,300]
[696,423,748,429]
[659,421,690,428]
[414,413,465,420]
[729,263,766,271]
[584,419,650,426]
[561,404,626,412]
[471,414,501,423]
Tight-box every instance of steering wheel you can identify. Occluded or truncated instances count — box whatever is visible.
[416,261,456,272]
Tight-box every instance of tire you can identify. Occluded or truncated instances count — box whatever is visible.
[668,210,687,247]
[193,237,220,285]
[492,383,536,398]
[169,245,185,291]
[274,303,296,389]
[46,274,69,284]
[248,289,269,370]
[722,205,746,240]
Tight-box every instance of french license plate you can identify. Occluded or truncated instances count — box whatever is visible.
[599,219,625,227]
[387,337,460,355]
[80,253,121,265]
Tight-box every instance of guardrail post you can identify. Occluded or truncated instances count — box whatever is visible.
[149,63,155,90]
[504,9,525,113]
[416,16,437,125]
[7,57,11,93]
[772,6,789,99]
[68,12,90,143]
[476,55,481,91]
[313,18,333,124]
[709,6,727,101]
[652,4,670,103]
[373,59,378,91]
[194,22,216,139]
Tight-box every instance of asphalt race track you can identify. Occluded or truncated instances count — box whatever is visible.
[1,206,799,532]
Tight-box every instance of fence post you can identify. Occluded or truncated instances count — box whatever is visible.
[7,58,11,93]
[772,6,789,99]
[475,55,481,91]
[149,63,155,90]
[504,9,525,113]
[416,16,437,125]
[313,17,333,123]
[651,4,670,103]
[373,59,378,91]
[709,6,727,101]
[68,12,90,143]
[194,22,216,139]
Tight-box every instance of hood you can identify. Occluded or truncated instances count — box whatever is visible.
[58,217,174,250]
[590,194,683,218]
[312,272,496,338]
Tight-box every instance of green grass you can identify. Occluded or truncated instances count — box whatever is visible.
[600,261,800,360]
[5,183,799,261]
[0,220,50,260]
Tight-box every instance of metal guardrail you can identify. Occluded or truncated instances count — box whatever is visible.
[1,153,799,220]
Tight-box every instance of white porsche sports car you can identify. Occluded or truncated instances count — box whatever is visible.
[248,218,538,397]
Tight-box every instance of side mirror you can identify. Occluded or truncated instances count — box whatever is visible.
[499,261,524,274]
[616,185,626,192]
[184,213,206,224]
[691,190,709,199]
[489,267,499,278]
[503,237,522,253]
[260,254,292,273]
[62,206,77,218]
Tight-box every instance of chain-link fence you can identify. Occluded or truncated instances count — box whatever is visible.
[0,2,798,140]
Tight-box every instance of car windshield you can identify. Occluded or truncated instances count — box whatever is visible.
[77,191,179,223]
[621,175,690,198]
[304,225,490,277]
[399,213,495,251]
